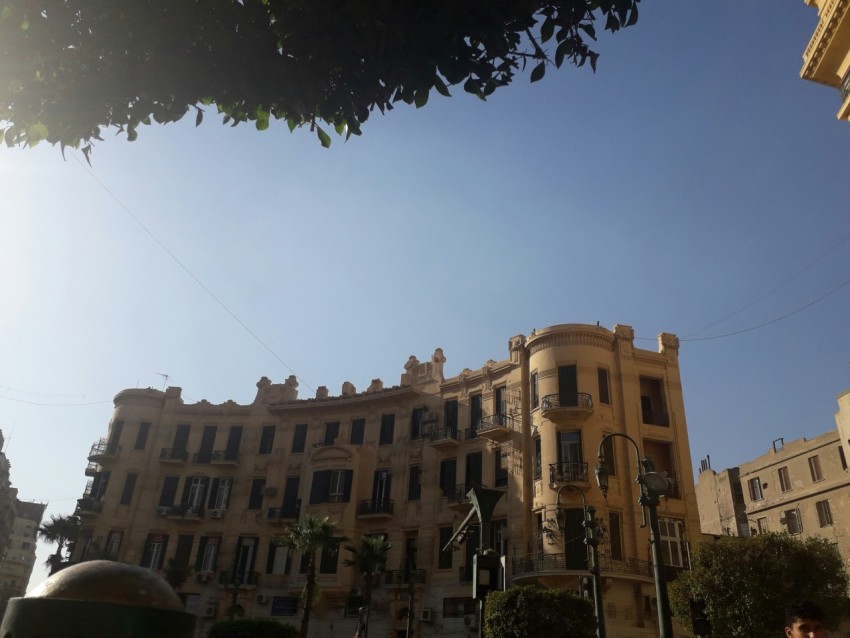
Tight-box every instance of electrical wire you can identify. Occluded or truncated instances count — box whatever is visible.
[70,153,313,393]
[0,394,111,407]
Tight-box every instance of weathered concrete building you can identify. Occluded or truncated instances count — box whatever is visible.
[0,500,47,611]
[73,323,701,638]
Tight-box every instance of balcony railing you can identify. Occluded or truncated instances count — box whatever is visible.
[357,499,394,517]
[445,482,488,502]
[549,462,589,484]
[159,447,189,462]
[541,393,593,411]
[167,505,205,519]
[211,450,239,464]
[464,427,478,441]
[641,410,669,427]
[88,439,120,460]
[384,568,426,586]
[841,67,850,104]
[267,501,301,522]
[75,497,103,514]
[477,413,514,435]
[510,552,654,580]
[427,427,460,444]
[218,571,260,587]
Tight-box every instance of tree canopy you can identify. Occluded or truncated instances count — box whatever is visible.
[36,514,80,573]
[669,533,850,638]
[0,0,640,153]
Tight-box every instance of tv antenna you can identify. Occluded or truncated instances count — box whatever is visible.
[156,372,170,390]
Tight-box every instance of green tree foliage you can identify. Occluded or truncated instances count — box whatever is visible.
[484,585,596,638]
[343,535,392,609]
[36,514,80,573]
[208,619,297,638]
[0,0,641,152]
[275,514,346,638]
[670,532,850,638]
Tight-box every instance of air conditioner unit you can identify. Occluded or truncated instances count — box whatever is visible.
[156,506,169,516]
[196,572,211,583]
[463,614,479,629]
[256,594,271,605]
[419,608,434,623]
[203,602,218,619]
[210,509,225,519]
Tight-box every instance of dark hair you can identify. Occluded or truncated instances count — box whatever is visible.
[786,600,825,627]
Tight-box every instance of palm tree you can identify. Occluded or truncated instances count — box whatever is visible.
[277,514,347,638]
[37,514,80,573]
[343,535,393,638]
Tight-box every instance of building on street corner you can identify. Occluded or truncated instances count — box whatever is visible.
[801,0,850,121]
[72,323,701,638]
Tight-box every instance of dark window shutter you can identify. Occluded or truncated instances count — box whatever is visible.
[310,470,330,504]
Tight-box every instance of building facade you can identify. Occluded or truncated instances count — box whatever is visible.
[72,323,701,638]
[801,0,850,121]
[0,500,47,611]
[696,391,850,565]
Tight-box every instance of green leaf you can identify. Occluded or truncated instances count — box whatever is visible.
[195,108,203,127]
[256,117,269,131]
[626,5,638,27]
[433,75,451,98]
[4,127,17,147]
[127,126,138,141]
[25,122,48,146]
[287,118,297,133]
[316,125,331,148]
[540,17,554,43]
[334,120,346,136]
[579,23,596,40]
[555,40,574,68]
[414,87,429,108]
[530,62,546,83]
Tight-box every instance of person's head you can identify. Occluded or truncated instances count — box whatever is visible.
[785,600,827,638]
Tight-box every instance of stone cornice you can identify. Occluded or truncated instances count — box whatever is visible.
[266,384,423,414]
[801,0,850,85]
[441,359,517,394]
[525,325,615,355]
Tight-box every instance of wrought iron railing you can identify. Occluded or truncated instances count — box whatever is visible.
[445,482,487,502]
[218,570,260,586]
[211,450,239,462]
[541,393,593,411]
[267,501,301,521]
[477,413,514,433]
[89,438,120,458]
[427,427,459,443]
[385,568,426,586]
[841,67,850,103]
[548,461,589,484]
[159,447,189,461]
[357,498,394,516]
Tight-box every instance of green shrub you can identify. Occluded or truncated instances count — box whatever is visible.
[484,586,596,638]
[208,618,298,638]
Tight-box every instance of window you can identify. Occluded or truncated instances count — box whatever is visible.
[839,445,848,471]
[408,466,422,501]
[608,512,623,561]
[643,439,678,498]
[259,425,276,454]
[20,541,30,550]
[106,531,122,557]
[197,425,217,463]
[120,473,138,505]
[411,407,427,440]
[778,466,792,492]
[270,597,299,617]
[248,478,267,509]
[171,424,190,458]
[291,424,307,453]
[135,422,151,450]
[266,542,289,575]
[438,527,454,569]
[531,372,539,409]
[350,419,365,445]
[599,435,616,476]
[141,533,168,569]
[598,368,610,405]
[732,481,744,505]
[444,399,458,433]
[319,539,342,574]
[197,536,220,572]
[808,455,823,482]
[379,414,395,445]
[159,476,179,507]
[816,500,833,527]
[495,449,509,488]
[533,437,542,480]
[465,451,482,487]
[182,476,209,510]
[234,537,258,584]
[323,422,339,446]
[309,469,353,504]
[748,477,763,501]
[494,386,507,417]
[208,477,232,510]
[281,477,301,518]
[443,597,477,618]
[784,509,802,534]
[639,377,668,426]
[562,508,587,569]
[469,394,482,438]
[224,425,243,461]
[659,519,684,568]
[439,458,457,497]
[756,517,768,534]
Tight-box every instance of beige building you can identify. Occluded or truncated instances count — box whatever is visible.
[72,323,701,638]
[696,391,850,567]
[801,0,850,121]
[0,500,46,611]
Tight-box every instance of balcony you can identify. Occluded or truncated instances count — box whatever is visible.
[549,462,589,485]
[266,501,301,524]
[159,448,189,463]
[75,497,103,515]
[385,568,426,587]
[464,427,478,441]
[357,498,394,519]
[218,571,260,588]
[476,414,514,441]
[427,427,460,450]
[541,393,593,421]
[84,461,99,477]
[445,482,488,510]
[211,450,239,465]
[511,553,653,583]
[88,439,120,462]
[166,505,205,521]
[641,410,669,427]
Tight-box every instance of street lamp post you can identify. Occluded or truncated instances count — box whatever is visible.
[594,433,673,638]
[556,484,606,638]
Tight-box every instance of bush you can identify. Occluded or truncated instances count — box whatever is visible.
[208,619,298,638]
[484,586,596,638]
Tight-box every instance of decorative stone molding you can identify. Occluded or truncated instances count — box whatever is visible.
[802,0,850,85]
[526,328,615,355]
[341,381,356,396]
[613,324,635,360]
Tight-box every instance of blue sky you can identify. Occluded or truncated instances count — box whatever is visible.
[2,1,848,590]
